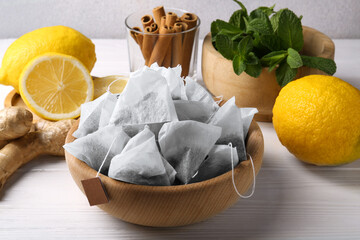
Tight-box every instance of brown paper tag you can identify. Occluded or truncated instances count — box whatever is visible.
[81,177,109,206]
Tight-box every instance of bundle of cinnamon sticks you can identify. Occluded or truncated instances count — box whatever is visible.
[130,6,198,77]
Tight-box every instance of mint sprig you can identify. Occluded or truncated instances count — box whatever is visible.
[211,1,337,87]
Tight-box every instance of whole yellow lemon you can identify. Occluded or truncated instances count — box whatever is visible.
[273,75,360,166]
[0,25,96,92]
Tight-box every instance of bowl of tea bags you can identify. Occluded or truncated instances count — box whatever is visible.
[64,63,264,227]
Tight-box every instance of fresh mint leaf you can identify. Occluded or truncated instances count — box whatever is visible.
[245,62,262,77]
[263,51,288,72]
[215,20,242,35]
[238,36,253,56]
[270,9,283,33]
[251,32,267,53]
[277,9,303,51]
[287,48,303,68]
[261,50,287,65]
[211,21,220,43]
[233,55,246,75]
[231,33,244,41]
[229,10,246,30]
[245,52,259,65]
[301,55,337,75]
[246,12,273,35]
[215,34,236,60]
[276,62,298,86]
[250,5,275,19]
[260,34,284,51]
[268,61,281,72]
[211,1,327,87]
[233,0,248,16]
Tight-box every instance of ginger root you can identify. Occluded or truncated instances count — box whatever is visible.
[0,107,33,140]
[0,118,75,191]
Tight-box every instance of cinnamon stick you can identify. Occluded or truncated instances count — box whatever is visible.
[181,13,197,29]
[163,45,172,68]
[180,13,198,77]
[171,22,186,67]
[152,6,166,24]
[148,25,174,66]
[150,23,159,32]
[142,23,159,66]
[160,16,166,28]
[141,15,154,29]
[130,27,142,45]
[130,27,144,59]
[166,12,177,26]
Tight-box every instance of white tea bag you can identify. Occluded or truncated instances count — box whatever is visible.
[240,108,258,138]
[159,120,222,184]
[150,63,187,100]
[122,123,164,138]
[185,77,218,108]
[64,124,130,175]
[162,157,176,185]
[108,127,172,186]
[109,67,178,126]
[173,100,217,123]
[191,145,239,183]
[208,97,247,161]
[73,93,108,138]
[98,92,119,128]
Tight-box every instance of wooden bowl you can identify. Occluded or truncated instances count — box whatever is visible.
[65,120,264,227]
[202,26,335,122]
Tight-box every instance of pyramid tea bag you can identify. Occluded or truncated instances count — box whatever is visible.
[108,126,175,186]
[208,97,247,161]
[64,124,130,175]
[150,63,187,100]
[109,67,178,126]
[191,144,239,183]
[73,93,108,138]
[173,100,217,123]
[122,123,164,138]
[185,77,218,109]
[162,157,176,185]
[159,120,222,184]
[98,92,119,128]
[240,108,258,138]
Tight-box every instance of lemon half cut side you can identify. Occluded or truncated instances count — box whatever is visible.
[93,75,128,99]
[19,53,94,120]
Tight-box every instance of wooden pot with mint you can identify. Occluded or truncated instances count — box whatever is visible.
[202,1,335,122]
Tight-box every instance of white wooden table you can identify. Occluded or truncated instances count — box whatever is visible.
[0,39,359,240]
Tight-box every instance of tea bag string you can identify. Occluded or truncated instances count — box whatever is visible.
[106,77,125,94]
[96,136,118,177]
[228,143,256,199]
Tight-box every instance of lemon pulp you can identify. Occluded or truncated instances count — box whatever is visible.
[19,53,93,120]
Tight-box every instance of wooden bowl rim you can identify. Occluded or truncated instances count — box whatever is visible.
[204,25,335,61]
[65,119,264,193]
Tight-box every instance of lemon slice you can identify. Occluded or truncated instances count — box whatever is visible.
[93,75,128,99]
[19,53,93,120]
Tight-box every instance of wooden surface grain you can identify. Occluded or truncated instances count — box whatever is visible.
[0,39,360,239]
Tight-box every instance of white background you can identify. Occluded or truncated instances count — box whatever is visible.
[0,0,359,39]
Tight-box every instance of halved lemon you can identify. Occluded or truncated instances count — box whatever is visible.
[19,53,93,120]
[93,75,128,99]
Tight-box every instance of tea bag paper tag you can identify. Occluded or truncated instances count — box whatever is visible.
[81,135,118,206]
[81,177,109,206]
